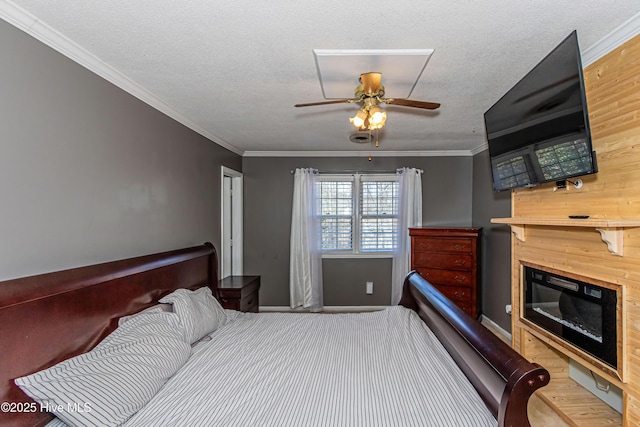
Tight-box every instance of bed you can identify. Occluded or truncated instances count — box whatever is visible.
[0,242,549,427]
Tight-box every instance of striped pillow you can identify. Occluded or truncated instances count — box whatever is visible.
[159,286,228,344]
[15,311,190,427]
[117,303,173,326]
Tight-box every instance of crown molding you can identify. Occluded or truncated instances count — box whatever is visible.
[470,143,488,156]
[582,11,640,66]
[242,149,474,158]
[0,1,244,156]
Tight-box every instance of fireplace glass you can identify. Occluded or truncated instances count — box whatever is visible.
[524,266,618,368]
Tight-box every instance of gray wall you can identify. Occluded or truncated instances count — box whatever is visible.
[0,20,241,280]
[243,156,474,306]
[0,17,513,325]
[472,150,512,331]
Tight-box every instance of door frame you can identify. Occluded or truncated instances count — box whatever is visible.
[221,166,243,278]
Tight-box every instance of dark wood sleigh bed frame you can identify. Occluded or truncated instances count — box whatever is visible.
[0,242,549,427]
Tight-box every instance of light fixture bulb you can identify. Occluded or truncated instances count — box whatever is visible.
[349,108,368,128]
[367,108,386,130]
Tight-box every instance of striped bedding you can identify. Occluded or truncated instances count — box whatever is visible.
[122,306,496,427]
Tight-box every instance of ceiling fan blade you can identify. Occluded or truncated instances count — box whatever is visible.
[360,72,382,95]
[384,98,441,110]
[294,99,355,107]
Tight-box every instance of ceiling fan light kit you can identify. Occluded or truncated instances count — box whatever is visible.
[367,106,386,128]
[349,108,368,128]
[295,67,440,157]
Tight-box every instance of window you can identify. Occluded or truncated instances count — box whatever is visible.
[316,174,399,254]
[494,155,533,189]
[535,137,593,181]
[360,180,398,251]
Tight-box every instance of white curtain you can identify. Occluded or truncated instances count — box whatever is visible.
[289,168,323,312]
[391,168,423,305]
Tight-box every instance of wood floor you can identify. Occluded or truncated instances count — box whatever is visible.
[528,394,570,427]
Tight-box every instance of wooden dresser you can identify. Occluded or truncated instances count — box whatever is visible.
[409,227,481,318]
[216,276,260,312]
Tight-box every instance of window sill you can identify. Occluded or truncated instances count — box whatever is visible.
[322,253,394,259]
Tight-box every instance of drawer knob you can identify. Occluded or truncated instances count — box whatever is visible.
[454,275,466,282]
[453,290,467,297]
[454,259,466,266]
[453,244,468,250]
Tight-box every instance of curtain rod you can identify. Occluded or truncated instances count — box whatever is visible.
[290,169,423,175]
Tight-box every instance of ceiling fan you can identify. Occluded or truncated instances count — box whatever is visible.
[295,72,440,133]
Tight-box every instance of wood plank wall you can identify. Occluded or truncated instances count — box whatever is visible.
[508,34,640,426]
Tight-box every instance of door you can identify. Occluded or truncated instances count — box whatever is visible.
[221,167,243,278]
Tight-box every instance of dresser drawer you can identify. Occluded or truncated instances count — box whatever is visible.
[412,238,473,254]
[433,284,473,316]
[436,284,473,303]
[415,268,472,286]
[240,293,258,312]
[412,252,472,271]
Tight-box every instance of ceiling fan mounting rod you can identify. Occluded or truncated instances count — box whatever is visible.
[362,97,377,108]
[354,86,385,100]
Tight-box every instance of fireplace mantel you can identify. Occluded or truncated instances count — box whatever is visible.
[491,217,640,256]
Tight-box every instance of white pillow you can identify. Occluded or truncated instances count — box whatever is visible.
[159,286,228,344]
[15,311,190,427]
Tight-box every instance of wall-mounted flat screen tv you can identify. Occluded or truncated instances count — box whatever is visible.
[484,31,597,192]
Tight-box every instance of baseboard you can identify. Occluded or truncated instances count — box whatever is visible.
[480,314,512,342]
[260,305,388,313]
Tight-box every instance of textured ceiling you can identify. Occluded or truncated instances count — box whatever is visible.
[3,1,640,156]
[313,49,435,98]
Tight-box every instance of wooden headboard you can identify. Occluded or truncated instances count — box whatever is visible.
[0,242,218,427]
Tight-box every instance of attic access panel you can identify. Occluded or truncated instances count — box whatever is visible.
[313,49,434,99]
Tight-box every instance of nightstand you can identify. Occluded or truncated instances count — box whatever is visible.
[217,276,260,312]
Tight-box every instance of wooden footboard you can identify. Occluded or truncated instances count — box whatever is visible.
[400,270,550,427]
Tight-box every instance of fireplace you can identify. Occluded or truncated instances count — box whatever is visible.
[523,265,618,369]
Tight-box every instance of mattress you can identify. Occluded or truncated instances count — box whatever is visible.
[122,306,496,427]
